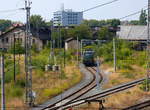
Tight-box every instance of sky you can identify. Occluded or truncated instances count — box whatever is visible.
[0,0,148,23]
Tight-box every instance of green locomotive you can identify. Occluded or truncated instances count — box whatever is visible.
[83,50,95,66]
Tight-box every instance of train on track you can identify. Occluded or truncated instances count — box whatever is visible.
[82,50,95,66]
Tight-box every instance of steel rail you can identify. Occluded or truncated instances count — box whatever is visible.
[122,100,150,110]
[62,78,145,109]
[47,67,103,110]
[38,66,103,110]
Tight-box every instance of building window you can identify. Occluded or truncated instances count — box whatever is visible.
[2,39,4,43]
[32,39,35,44]
[6,38,8,43]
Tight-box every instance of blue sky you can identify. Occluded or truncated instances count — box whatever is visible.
[0,0,148,22]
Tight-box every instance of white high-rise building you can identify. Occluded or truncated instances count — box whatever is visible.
[53,9,83,26]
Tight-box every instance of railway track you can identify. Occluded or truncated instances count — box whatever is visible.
[37,66,103,110]
[62,78,145,109]
[122,100,150,110]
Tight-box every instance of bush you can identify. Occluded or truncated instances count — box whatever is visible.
[6,85,23,98]
[32,55,48,70]
[140,79,150,91]
[43,88,61,97]
[5,63,20,83]
[16,79,26,88]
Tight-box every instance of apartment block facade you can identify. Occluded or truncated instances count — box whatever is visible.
[53,9,83,26]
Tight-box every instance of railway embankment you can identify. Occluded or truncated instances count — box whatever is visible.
[32,64,96,110]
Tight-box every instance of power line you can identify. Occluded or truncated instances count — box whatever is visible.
[119,8,148,20]
[0,8,24,13]
[82,0,119,12]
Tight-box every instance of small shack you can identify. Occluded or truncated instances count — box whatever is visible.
[65,37,80,50]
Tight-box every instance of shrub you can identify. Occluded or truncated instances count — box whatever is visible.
[140,79,150,91]
[32,55,48,70]
[6,85,23,98]
[16,79,26,88]
[43,88,61,97]
[5,63,20,83]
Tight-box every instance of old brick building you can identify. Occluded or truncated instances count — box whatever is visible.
[0,25,51,51]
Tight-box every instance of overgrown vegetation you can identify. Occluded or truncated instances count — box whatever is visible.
[95,39,148,93]
[0,46,82,109]
[95,39,146,69]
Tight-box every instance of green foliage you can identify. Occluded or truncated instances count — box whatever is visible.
[9,41,25,54]
[110,19,121,28]
[117,60,133,70]
[139,9,147,25]
[32,55,48,70]
[5,64,20,83]
[0,19,12,32]
[43,88,61,97]
[83,19,120,27]
[16,79,26,88]
[83,19,100,27]
[68,24,92,40]
[98,27,114,40]
[97,41,113,61]
[32,43,39,53]
[2,58,20,83]
[6,85,23,98]
[130,20,140,25]
[140,79,150,91]
[95,39,146,71]
[30,15,46,30]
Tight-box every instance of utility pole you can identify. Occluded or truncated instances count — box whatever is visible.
[146,0,150,91]
[1,46,5,110]
[113,38,117,72]
[13,33,16,83]
[81,40,83,61]
[24,0,33,106]
[77,36,79,65]
[64,42,66,68]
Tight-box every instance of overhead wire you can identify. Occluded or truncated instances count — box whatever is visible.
[83,0,119,12]
[119,7,148,20]
[0,8,24,13]
[1,0,148,109]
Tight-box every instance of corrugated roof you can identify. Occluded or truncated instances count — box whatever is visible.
[117,25,148,40]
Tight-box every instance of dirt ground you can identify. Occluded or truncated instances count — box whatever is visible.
[75,64,150,110]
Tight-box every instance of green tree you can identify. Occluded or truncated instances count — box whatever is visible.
[9,41,25,54]
[99,20,106,27]
[83,19,100,27]
[139,9,147,25]
[30,15,46,30]
[69,24,92,40]
[130,20,139,25]
[0,19,12,32]
[110,19,120,28]
[98,27,114,40]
